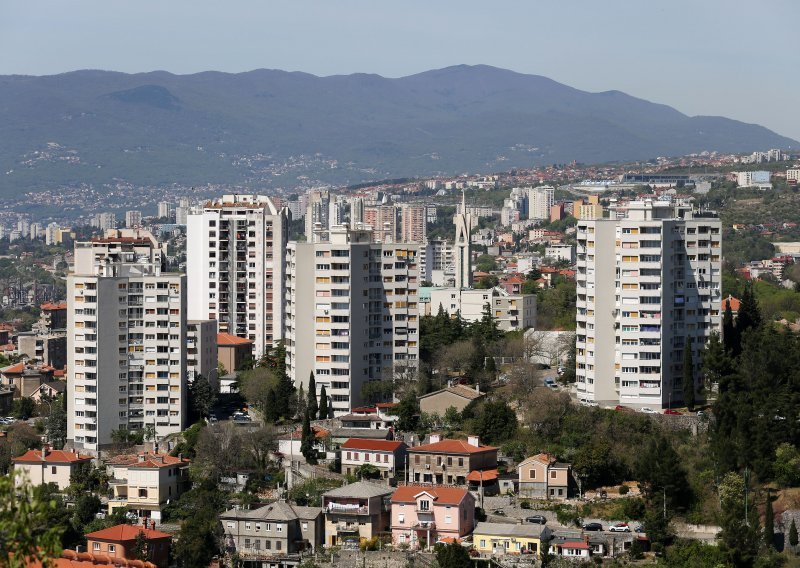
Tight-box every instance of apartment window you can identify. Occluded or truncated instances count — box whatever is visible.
[419,500,430,511]
[51,466,57,474]
[93,543,100,551]
[276,524,283,533]
[108,545,116,553]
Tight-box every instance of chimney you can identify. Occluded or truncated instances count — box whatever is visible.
[467,435,480,447]
[475,383,481,395]
[428,433,441,444]
[138,454,145,463]
[41,446,48,460]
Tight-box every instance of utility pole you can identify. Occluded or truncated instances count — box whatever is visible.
[744,467,750,526]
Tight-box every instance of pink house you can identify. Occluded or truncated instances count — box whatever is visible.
[390,485,475,550]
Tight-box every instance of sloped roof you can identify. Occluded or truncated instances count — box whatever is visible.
[409,439,497,455]
[106,452,189,469]
[341,438,406,452]
[85,524,171,542]
[217,332,253,346]
[466,469,499,482]
[323,480,394,499]
[13,449,93,464]
[418,384,483,402]
[220,501,322,522]
[391,485,471,505]
[473,522,549,539]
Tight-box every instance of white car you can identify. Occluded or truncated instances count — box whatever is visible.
[639,407,656,414]
[609,523,631,533]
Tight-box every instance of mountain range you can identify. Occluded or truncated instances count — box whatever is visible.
[0,64,796,196]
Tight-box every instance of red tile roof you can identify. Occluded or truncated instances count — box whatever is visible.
[376,402,399,410]
[341,438,406,452]
[466,469,499,482]
[409,439,497,455]
[13,449,93,464]
[723,295,741,312]
[391,485,471,505]
[27,549,159,567]
[86,523,171,542]
[217,332,253,346]
[106,452,189,469]
[559,541,590,550]
[40,302,67,311]
[1,362,25,374]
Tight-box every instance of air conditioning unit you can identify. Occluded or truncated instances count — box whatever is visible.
[425,464,430,469]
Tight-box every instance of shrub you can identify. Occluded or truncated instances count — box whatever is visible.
[520,500,531,509]
[619,484,629,495]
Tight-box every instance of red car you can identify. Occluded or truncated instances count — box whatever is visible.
[615,405,634,413]
[663,409,683,415]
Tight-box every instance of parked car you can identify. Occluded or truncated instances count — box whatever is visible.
[634,524,644,533]
[525,515,547,525]
[663,409,683,415]
[639,407,657,414]
[609,523,631,533]
[557,366,565,376]
[492,509,506,516]
[582,522,603,531]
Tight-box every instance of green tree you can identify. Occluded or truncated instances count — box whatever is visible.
[560,342,576,384]
[682,343,695,412]
[11,397,36,420]
[470,401,517,444]
[0,473,64,567]
[132,530,149,561]
[45,394,67,449]
[173,506,221,567]
[722,300,738,354]
[736,281,762,337]
[764,489,774,549]
[238,367,277,419]
[307,373,318,419]
[774,443,800,487]
[484,355,497,382]
[300,409,317,465]
[271,342,294,419]
[188,375,216,422]
[434,541,471,568]
[395,391,419,432]
[474,275,499,289]
[318,385,328,420]
[789,518,798,551]
[717,472,760,568]
[701,332,733,395]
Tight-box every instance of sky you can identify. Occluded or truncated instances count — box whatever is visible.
[2,0,798,141]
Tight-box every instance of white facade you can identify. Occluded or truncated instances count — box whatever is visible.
[157,202,172,220]
[186,194,289,359]
[545,244,576,264]
[428,287,537,332]
[285,224,420,416]
[186,319,218,388]
[125,210,142,228]
[528,186,555,220]
[736,170,771,188]
[67,229,187,453]
[575,201,722,407]
[454,192,473,290]
[786,168,800,184]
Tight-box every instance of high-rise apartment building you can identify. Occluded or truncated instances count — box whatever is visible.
[285,224,420,416]
[399,204,427,244]
[66,229,187,453]
[125,210,142,228]
[305,189,331,241]
[528,186,555,220]
[364,205,398,243]
[186,194,289,359]
[92,213,117,231]
[575,200,721,408]
[157,201,172,220]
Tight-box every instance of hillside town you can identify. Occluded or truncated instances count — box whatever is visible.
[2,148,800,568]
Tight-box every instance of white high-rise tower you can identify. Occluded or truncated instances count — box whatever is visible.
[453,191,473,290]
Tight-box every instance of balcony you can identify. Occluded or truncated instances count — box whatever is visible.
[326,504,369,515]
[413,520,436,530]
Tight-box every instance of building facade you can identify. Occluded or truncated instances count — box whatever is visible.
[186,194,289,359]
[285,224,420,415]
[340,438,407,480]
[67,229,187,453]
[399,204,427,244]
[322,481,393,547]
[406,435,497,486]
[390,485,475,550]
[528,186,555,220]
[575,200,722,407]
[428,287,537,332]
[186,320,218,387]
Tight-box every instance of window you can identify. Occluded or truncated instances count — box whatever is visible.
[93,543,101,551]
[51,466,57,474]
[245,523,251,530]
[529,468,536,480]
[551,471,557,479]
[419,500,430,511]
[277,524,283,533]
[108,545,116,553]
[138,489,147,498]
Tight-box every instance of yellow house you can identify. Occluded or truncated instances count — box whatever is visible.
[472,522,551,556]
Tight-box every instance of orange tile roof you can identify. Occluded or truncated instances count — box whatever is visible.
[40,302,67,311]
[409,439,497,455]
[107,452,189,468]
[723,295,741,312]
[27,549,159,567]
[1,362,25,374]
[391,485,471,505]
[86,523,171,542]
[466,469,499,482]
[341,438,406,451]
[13,449,93,464]
[217,332,253,346]
[559,541,590,550]
[375,402,398,409]
[0,343,16,351]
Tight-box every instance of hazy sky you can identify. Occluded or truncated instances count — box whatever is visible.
[2,0,798,141]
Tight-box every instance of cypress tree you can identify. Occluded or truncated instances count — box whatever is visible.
[736,282,762,337]
[318,385,328,420]
[722,301,737,354]
[265,388,278,422]
[682,342,695,412]
[272,342,294,419]
[307,372,318,419]
[300,408,317,464]
[764,490,774,549]
[789,518,798,550]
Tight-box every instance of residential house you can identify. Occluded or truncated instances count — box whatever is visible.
[472,522,552,556]
[12,447,94,490]
[407,435,497,486]
[390,485,476,550]
[321,481,393,547]
[418,384,483,415]
[106,453,191,524]
[221,501,323,567]
[0,362,55,399]
[328,427,391,447]
[340,438,407,480]
[554,540,591,559]
[277,425,329,465]
[217,332,254,373]
[517,453,574,500]
[30,380,66,403]
[85,523,171,567]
